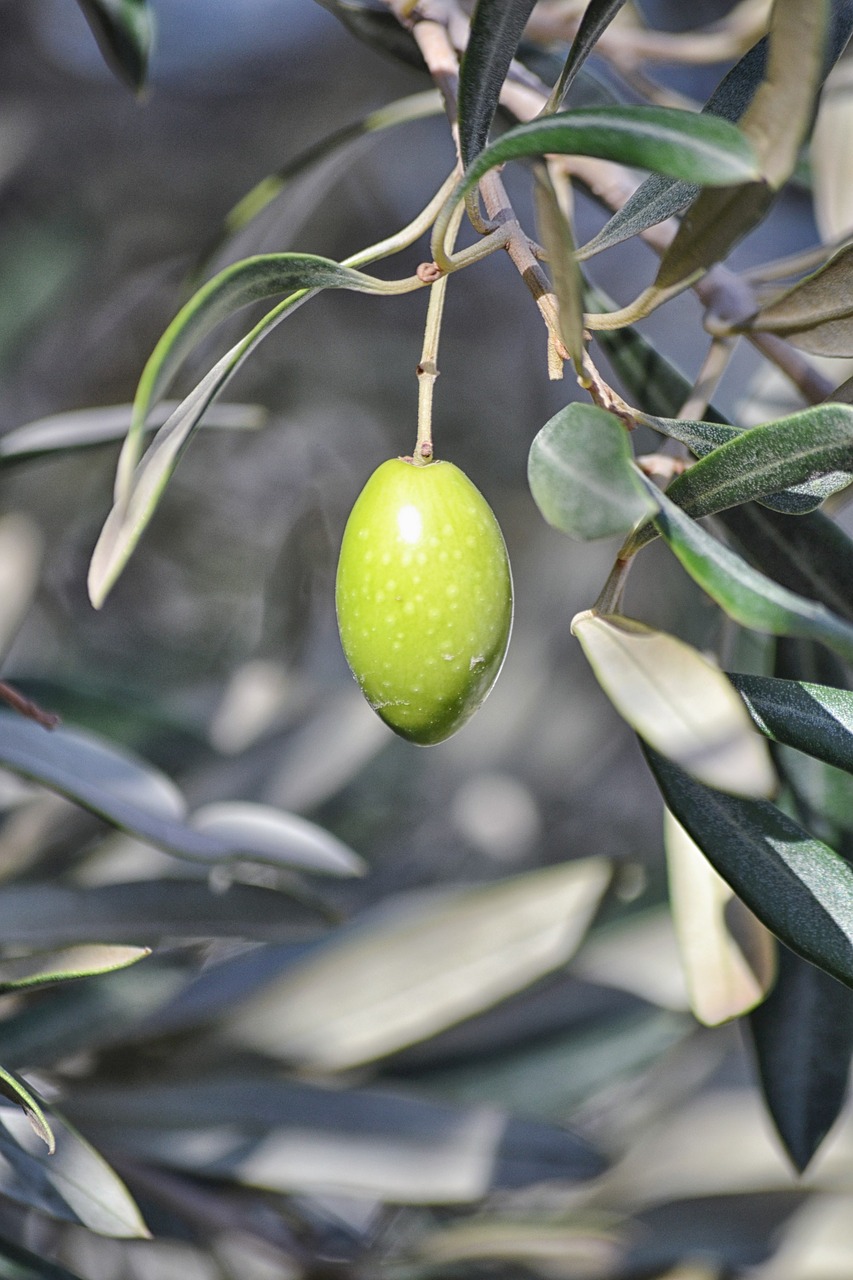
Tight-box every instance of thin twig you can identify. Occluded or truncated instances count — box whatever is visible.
[0,682,60,730]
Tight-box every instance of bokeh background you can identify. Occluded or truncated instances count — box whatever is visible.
[1,1,853,1276]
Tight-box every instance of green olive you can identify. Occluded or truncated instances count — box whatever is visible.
[336,457,513,745]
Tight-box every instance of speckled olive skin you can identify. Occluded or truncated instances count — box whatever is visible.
[336,457,513,744]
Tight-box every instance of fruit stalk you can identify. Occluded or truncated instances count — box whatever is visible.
[415,197,465,464]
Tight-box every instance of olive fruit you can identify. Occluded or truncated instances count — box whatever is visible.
[336,457,513,745]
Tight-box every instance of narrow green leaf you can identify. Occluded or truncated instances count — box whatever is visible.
[92,252,424,607]
[458,0,539,166]
[643,744,853,991]
[737,242,853,356]
[224,90,442,235]
[544,0,629,114]
[662,403,853,517]
[459,107,760,201]
[729,673,853,776]
[0,400,263,465]
[74,0,154,92]
[647,0,829,298]
[0,945,150,994]
[717,503,853,624]
[665,809,775,1027]
[638,409,848,514]
[646,483,853,664]
[0,1107,149,1237]
[748,943,853,1171]
[125,252,415,482]
[533,168,586,374]
[577,37,769,260]
[528,403,656,540]
[650,181,773,298]
[0,711,361,877]
[0,1067,54,1154]
[91,339,282,607]
[573,613,775,797]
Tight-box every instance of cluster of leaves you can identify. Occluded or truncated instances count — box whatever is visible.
[6,0,853,1276]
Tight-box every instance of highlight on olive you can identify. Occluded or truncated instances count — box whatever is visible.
[335,456,513,745]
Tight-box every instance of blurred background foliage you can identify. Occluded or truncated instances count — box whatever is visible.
[0,0,852,1276]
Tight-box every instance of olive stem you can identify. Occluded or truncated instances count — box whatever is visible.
[415,198,466,462]
[593,555,634,615]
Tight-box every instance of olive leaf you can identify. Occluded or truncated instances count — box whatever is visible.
[577,37,769,260]
[0,1066,54,1153]
[729,673,853,776]
[642,0,829,309]
[533,167,586,374]
[528,403,656,540]
[457,0,540,166]
[642,482,853,664]
[544,0,629,114]
[734,241,853,356]
[748,942,853,1171]
[652,402,853,521]
[643,746,853,992]
[718,502,853,624]
[573,613,775,798]
[0,945,149,994]
[74,0,154,92]
[664,808,775,1027]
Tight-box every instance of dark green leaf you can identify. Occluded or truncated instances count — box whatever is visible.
[0,946,150,994]
[528,404,656,540]
[0,881,322,946]
[459,107,760,199]
[74,0,154,92]
[545,0,628,114]
[458,0,539,166]
[0,1069,54,1154]
[776,746,853,840]
[729,673,853,775]
[748,943,853,1170]
[580,1,853,260]
[717,503,853,624]
[577,38,768,260]
[643,745,853,990]
[651,181,773,297]
[648,0,830,299]
[0,712,362,875]
[645,484,853,663]
[0,1107,148,1236]
[737,242,853,356]
[315,0,425,68]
